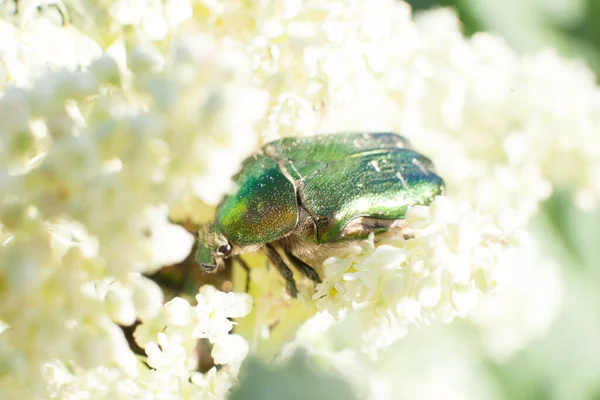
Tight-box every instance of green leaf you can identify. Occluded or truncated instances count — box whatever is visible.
[230,351,358,400]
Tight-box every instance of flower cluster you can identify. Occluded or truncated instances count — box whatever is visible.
[0,1,262,397]
[45,286,252,398]
[0,0,597,397]
[193,0,600,223]
[0,2,102,88]
[384,10,600,219]
[190,0,580,360]
[313,197,521,357]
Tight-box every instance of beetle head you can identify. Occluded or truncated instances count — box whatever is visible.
[195,222,233,272]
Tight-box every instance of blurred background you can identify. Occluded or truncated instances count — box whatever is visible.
[233,1,600,399]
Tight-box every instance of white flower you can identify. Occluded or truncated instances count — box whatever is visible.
[130,288,252,397]
[314,196,514,357]
[0,0,596,397]
[194,285,252,343]
[164,297,194,327]
[131,274,164,321]
[46,285,251,398]
[143,205,195,273]
[133,313,168,350]
[105,282,137,326]
[145,332,188,378]
[191,367,238,399]
[0,7,260,395]
[197,0,600,221]
[109,0,192,40]
[211,333,249,371]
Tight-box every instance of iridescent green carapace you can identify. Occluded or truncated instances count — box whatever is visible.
[195,133,445,297]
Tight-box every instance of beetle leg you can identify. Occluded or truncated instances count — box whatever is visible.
[233,256,251,293]
[285,251,322,285]
[265,244,298,298]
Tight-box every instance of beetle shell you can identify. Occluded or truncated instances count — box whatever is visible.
[215,132,444,247]
[216,155,298,246]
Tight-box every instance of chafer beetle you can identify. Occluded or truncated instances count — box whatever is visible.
[195,132,445,297]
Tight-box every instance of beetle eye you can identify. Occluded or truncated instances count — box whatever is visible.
[217,244,232,258]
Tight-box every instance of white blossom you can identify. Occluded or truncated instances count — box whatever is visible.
[1,0,597,397]
[314,196,517,357]
[194,285,253,343]
[191,367,238,399]
[0,16,101,89]
[131,274,164,321]
[109,0,193,40]
[164,297,195,327]
[211,333,249,373]
[0,3,259,396]
[194,0,600,221]
[146,332,189,378]
[44,286,251,399]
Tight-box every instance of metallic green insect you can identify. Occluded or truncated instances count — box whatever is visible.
[195,132,445,297]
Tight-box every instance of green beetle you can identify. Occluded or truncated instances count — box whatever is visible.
[195,132,445,297]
